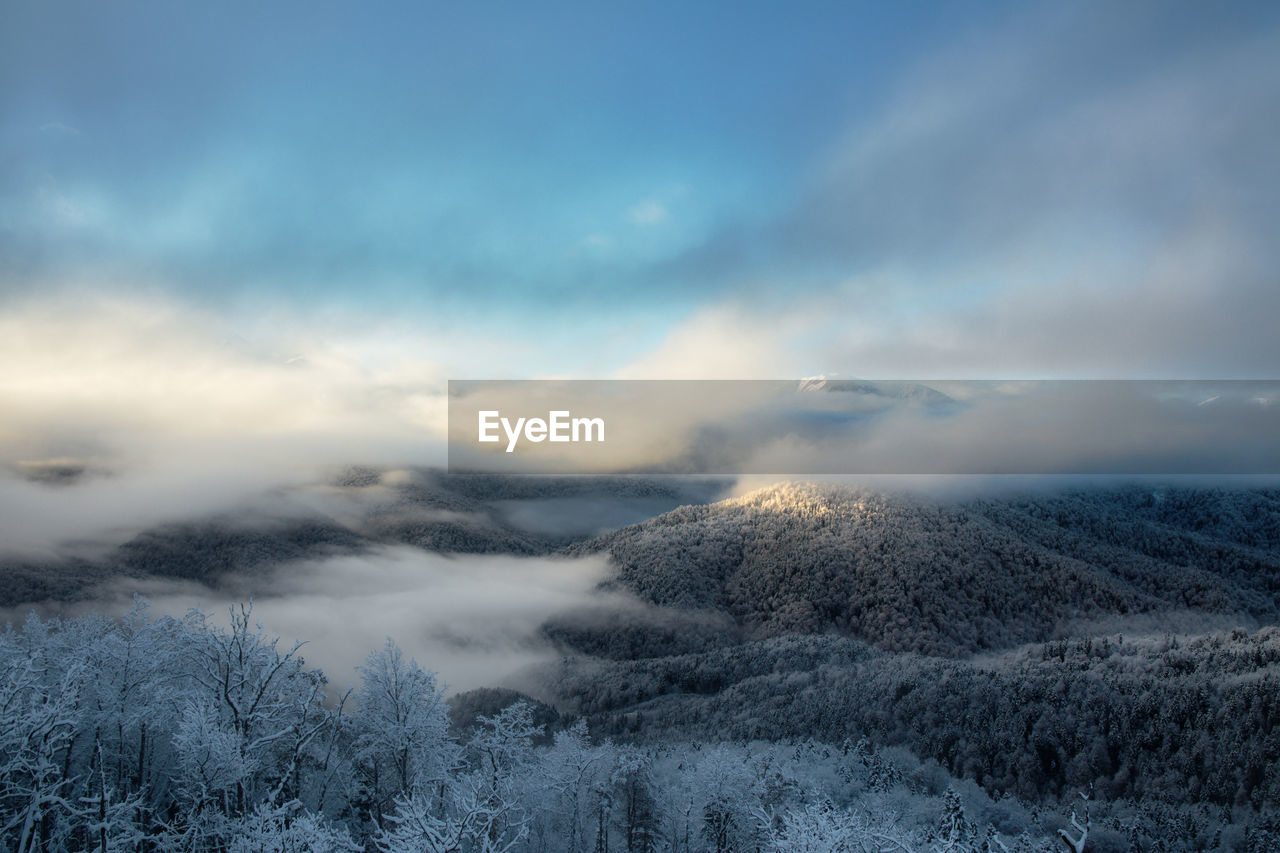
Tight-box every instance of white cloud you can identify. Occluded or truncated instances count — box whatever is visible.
[628,200,668,226]
[578,233,613,250]
[39,122,80,136]
[4,549,624,694]
[0,292,454,551]
[665,5,1280,380]
[614,303,802,379]
[0,294,451,457]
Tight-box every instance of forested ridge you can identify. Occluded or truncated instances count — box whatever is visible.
[572,484,1280,656]
[541,483,1280,849]
[548,629,1280,808]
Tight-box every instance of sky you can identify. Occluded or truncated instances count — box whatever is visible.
[2,2,1278,685]
[2,0,1279,478]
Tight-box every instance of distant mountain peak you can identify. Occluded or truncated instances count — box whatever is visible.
[796,378,956,407]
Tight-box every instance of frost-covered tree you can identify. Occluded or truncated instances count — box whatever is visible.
[459,702,541,851]
[0,623,84,853]
[159,604,342,850]
[931,789,979,852]
[354,639,452,828]
[610,749,659,853]
[374,704,543,853]
[754,798,919,853]
[690,746,768,853]
[538,719,611,853]
[1056,791,1090,853]
[225,801,358,853]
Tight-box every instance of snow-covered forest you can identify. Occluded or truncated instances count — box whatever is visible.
[4,479,1280,851]
[0,602,1085,853]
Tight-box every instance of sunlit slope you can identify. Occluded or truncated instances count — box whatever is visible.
[574,483,1280,656]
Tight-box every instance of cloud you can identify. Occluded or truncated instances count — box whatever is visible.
[1,548,623,694]
[0,286,712,553]
[0,291,457,552]
[38,122,80,136]
[0,464,303,559]
[614,304,804,379]
[619,215,1280,381]
[733,382,1280,476]
[628,200,668,226]
[0,293,451,460]
[450,377,1280,477]
[580,234,612,249]
[652,3,1280,378]
[2,2,1275,555]
[687,4,1278,272]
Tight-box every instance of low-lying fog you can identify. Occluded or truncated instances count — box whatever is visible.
[2,547,622,695]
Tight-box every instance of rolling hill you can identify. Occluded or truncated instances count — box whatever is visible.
[568,483,1280,657]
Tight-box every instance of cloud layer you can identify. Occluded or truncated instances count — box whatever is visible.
[2,2,1277,553]
[2,548,621,694]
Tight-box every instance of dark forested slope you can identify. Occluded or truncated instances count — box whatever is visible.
[571,483,1280,657]
[546,483,1280,813]
[547,628,1280,808]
